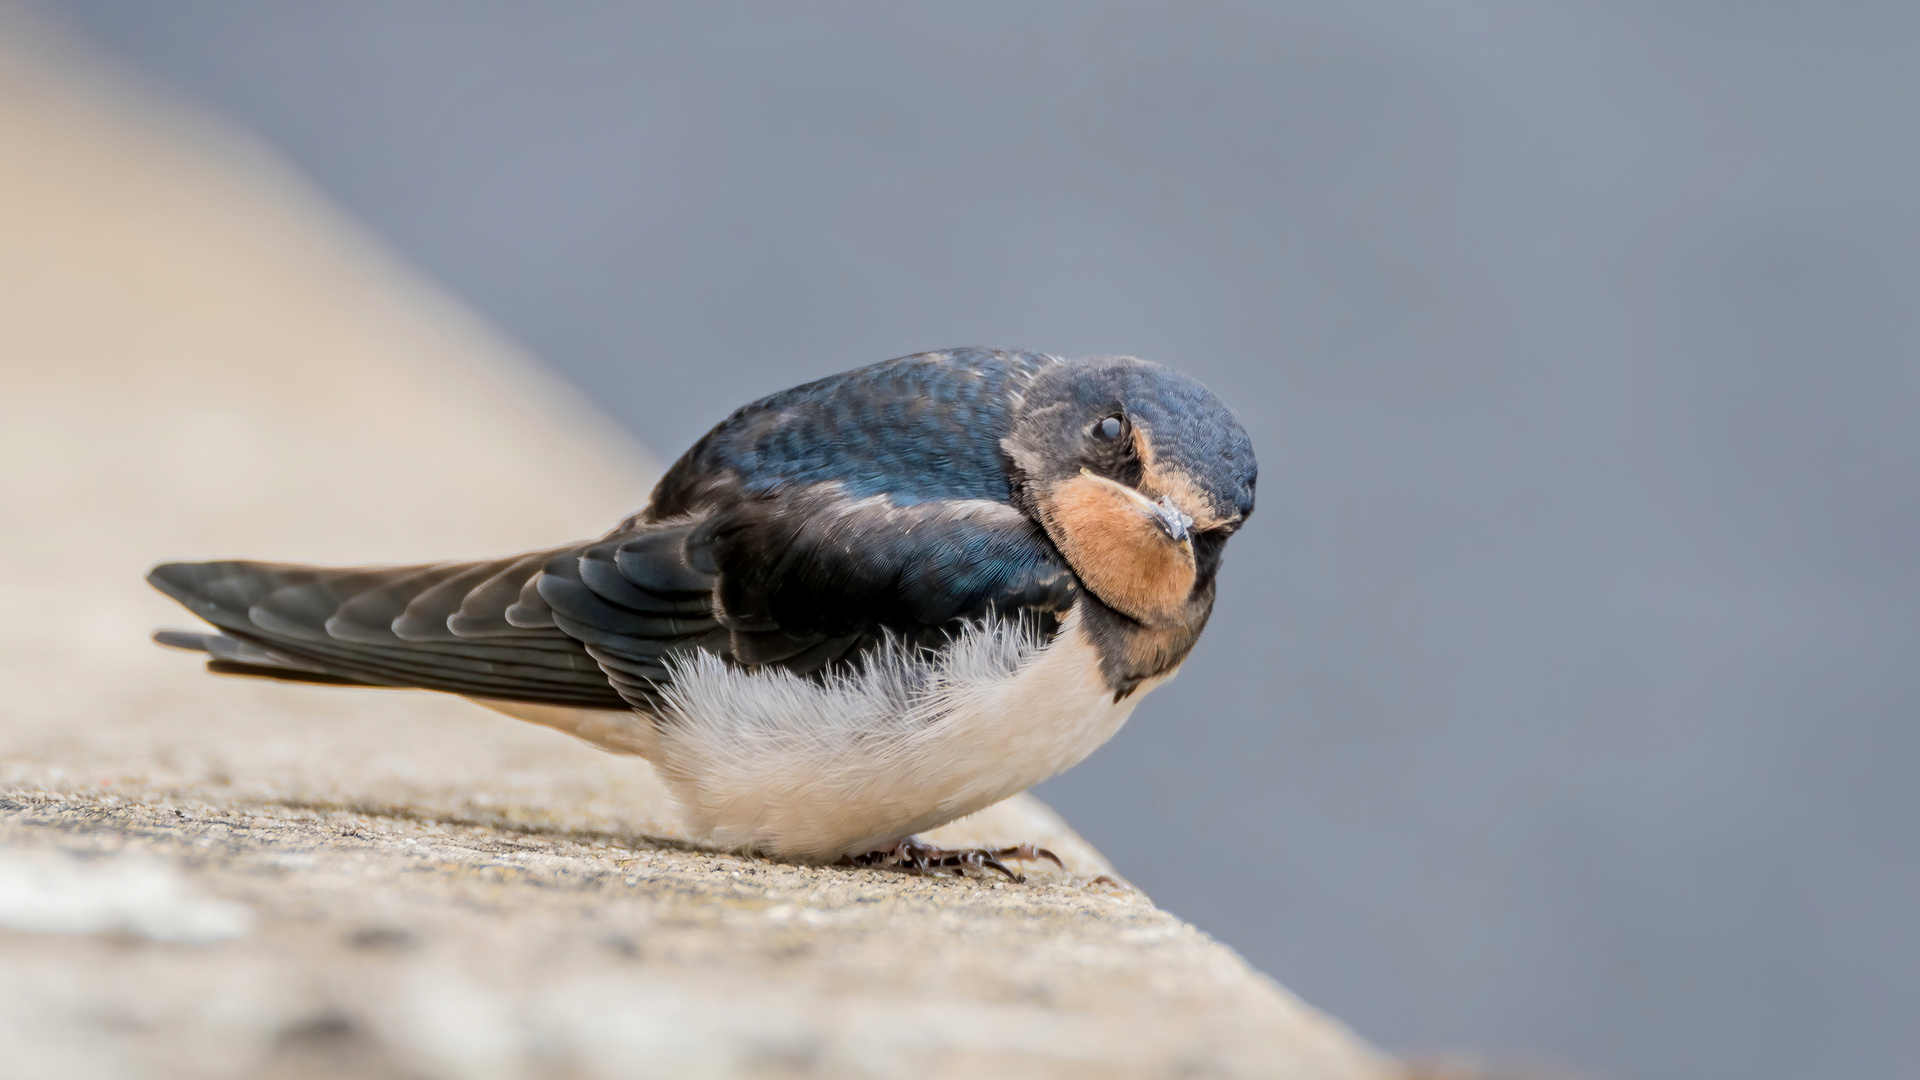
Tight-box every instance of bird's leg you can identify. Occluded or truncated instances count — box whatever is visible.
[842,837,1064,883]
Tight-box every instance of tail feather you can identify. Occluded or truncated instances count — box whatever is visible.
[148,520,730,712]
[146,552,629,709]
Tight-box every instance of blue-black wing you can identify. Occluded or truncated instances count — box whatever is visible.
[147,550,631,708]
[153,349,1079,710]
[543,349,1080,705]
[538,494,1077,707]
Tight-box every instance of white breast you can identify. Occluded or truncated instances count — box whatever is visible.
[648,610,1166,862]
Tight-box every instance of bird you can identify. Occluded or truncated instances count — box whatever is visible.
[149,348,1256,879]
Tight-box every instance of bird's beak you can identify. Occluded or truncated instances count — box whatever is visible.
[1079,468,1195,558]
[1149,495,1195,551]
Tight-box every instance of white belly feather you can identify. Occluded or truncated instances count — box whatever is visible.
[472,609,1164,862]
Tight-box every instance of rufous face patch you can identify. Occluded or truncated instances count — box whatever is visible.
[1038,470,1197,626]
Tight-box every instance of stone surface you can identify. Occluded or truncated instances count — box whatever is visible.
[0,14,1391,1079]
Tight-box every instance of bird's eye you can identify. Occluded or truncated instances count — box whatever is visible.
[1094,415,1126,441]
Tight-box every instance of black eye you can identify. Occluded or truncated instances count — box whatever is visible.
[1094,415,1126,441]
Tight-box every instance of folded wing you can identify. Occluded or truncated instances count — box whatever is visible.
[148,549,629,709]
[151,350,1081,712]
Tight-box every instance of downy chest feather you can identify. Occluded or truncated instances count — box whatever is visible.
[646,610,1168,862]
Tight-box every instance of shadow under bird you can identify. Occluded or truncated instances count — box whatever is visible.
[150,348,1256,878]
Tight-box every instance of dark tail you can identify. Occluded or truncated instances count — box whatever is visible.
[146,551,629,708]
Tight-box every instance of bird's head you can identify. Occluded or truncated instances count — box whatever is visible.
[1004,356,1256,628]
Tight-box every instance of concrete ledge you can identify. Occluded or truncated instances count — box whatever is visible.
[0,789,1382,1079]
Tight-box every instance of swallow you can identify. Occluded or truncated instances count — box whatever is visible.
[150,348,1256,878]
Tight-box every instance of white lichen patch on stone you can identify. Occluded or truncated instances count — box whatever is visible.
[0,848,255,943]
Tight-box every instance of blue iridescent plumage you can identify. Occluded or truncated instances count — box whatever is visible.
[651,347,1050,511]
[148,346,1254,707]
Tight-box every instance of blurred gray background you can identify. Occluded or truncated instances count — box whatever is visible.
[28,3,1917,1078]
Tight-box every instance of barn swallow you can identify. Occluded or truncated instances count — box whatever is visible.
[150,348,1256,878]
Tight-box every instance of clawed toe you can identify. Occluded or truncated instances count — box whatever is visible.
[842,838,1064,882]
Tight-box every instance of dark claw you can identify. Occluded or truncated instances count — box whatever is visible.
[841,838,1064,882]
[990,843,1065,869]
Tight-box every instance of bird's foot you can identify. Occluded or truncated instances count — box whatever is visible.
[842,838,1063,882]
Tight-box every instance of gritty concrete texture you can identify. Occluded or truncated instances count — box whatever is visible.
[0,14,1392,1079]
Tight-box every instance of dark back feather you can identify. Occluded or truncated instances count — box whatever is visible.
[648,348,1052,514]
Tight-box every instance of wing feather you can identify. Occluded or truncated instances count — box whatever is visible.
[151,350,1083,716]
[147,554,627,708]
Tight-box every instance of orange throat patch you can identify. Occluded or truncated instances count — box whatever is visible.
[1039,472,1198,626]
